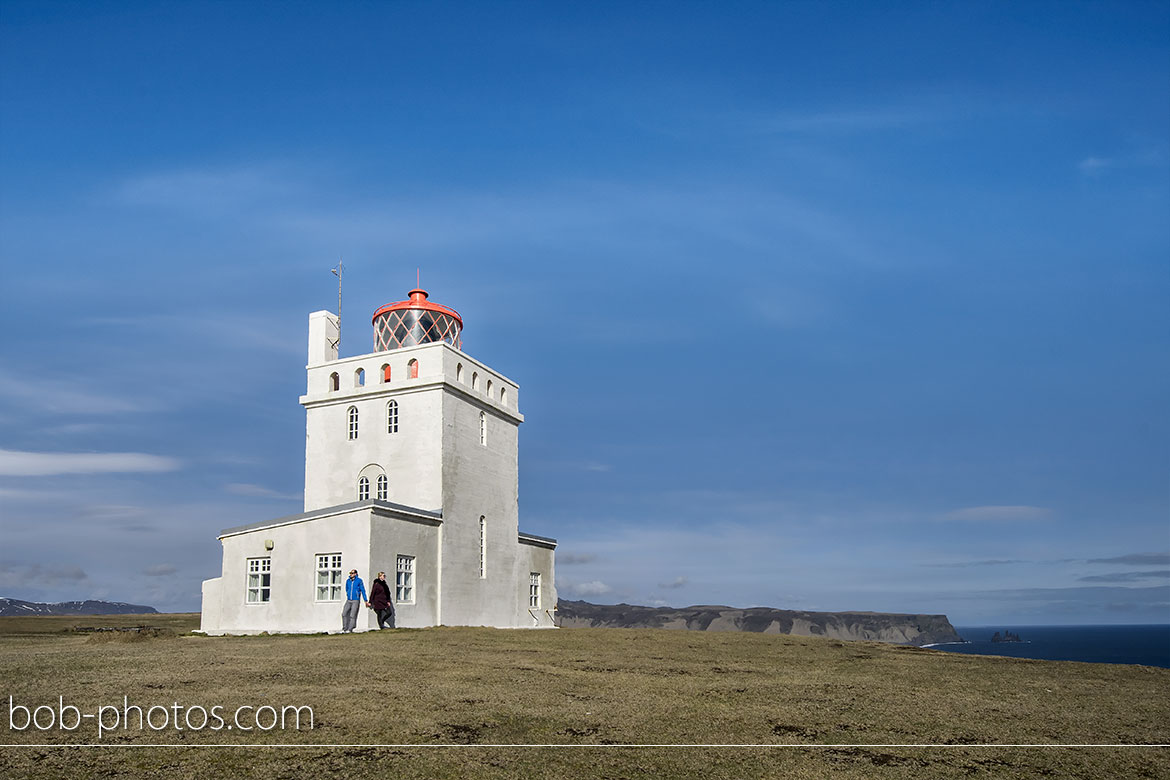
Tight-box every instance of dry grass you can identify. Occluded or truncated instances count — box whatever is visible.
[0,613,1167,778]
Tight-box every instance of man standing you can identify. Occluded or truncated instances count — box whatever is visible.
[341,568,367,633]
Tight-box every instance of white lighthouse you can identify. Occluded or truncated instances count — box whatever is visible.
[199,287,557,633]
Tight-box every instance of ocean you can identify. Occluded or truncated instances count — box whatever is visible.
[928,625,1170,668]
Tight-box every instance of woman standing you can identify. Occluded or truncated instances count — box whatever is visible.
[368,571,395,629]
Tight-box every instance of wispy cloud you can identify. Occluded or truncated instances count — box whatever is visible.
[754,107,936,135]
[941,506,1052,523]
[658,576,688,589]
[1087,553,1170,566]
[1077,149,1167,176]
[113,163,308,217]
[225,483,302,500]
[0,375,151,415]
[745,286,836,330]
[80,505,152,521]
[0,487,53,500]
[558,553,597,566]
[38,422,114,437]
[0,563,88,588]
[559,580,612,598]
[649,489,797,519]
[1078,570,1170,583]
[954,584,1170,604]
[111,164,885,271]
[921,559,1025,568]
[143,564,177,577]
[0,449,180,477]
[82,313,304,358]
[1077,156,1112,174]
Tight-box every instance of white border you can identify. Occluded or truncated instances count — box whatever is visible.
[2,743,1168,748]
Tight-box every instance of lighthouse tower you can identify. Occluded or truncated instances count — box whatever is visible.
[199,286,556,633]
[302,288,503,516]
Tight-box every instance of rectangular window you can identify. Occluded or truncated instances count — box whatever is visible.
[246,557,271,603]
[315,553,342,601]
[529,572,541,609]
[479,517,486,579]
[396,555,415,604]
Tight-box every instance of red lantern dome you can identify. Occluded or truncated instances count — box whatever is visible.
[372,288,463,352]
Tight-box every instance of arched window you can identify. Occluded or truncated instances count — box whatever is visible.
[472,372,479,391]
[486,379,493,397]
[456,363,464,383]
[347,406,359,440]
[354,368,365,387]
[358,464,386,502]
[381,364,391,383]
[330,372,339,392]
[386,400,399,434]
[500,386,508,406]
[407,358,418,379]
[479,411,486,446]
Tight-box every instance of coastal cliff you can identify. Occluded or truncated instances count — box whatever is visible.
[556,600,962,646]
[0,598,158,617]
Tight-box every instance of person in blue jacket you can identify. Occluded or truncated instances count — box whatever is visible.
[341,568,367,633]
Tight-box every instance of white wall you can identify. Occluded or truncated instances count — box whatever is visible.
[200,507,439,634]
[303,385,445,512]
[438,387,525,626]
[517,539,557,628]
[369,511,441,628]
[307,311,339,366]
[300,339,521,514]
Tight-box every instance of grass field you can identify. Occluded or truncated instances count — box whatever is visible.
[0,613,1166,778]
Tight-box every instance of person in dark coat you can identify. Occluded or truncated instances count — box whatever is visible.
[368,571,395,629]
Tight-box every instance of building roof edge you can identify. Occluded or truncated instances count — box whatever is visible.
[219,500,442,538]
[518,531,558,549]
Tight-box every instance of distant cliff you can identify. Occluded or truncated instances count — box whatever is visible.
[556,600,962,646]
[0,598,158,617]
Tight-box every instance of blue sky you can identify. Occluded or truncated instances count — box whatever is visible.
[1,1,1167,624]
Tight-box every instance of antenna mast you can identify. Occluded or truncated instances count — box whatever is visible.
[331,259,343,353]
